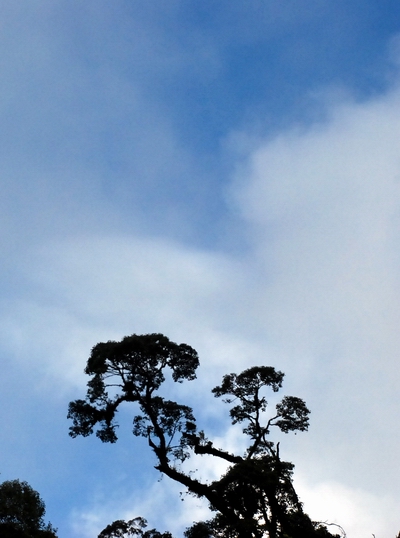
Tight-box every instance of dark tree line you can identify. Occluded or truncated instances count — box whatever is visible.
[67,333,342,538]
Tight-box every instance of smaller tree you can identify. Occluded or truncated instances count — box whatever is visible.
[0,479,57,538]
[98,516,173,538]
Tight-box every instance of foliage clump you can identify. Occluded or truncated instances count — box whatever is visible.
[0,479,57,537]
[98,516,173,538]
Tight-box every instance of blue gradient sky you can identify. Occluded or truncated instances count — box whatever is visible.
[2,2,400,536]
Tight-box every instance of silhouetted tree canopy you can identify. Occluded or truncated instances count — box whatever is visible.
[0,479,57,538]
[98,516,173,538]
[68,333,341,538]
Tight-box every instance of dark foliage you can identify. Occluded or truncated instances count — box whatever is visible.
[0,480,57,538]
[68,333,341,538]
[98,516,173,538]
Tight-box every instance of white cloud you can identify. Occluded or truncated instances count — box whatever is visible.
[295,476,400,538]
[0,234,249,394]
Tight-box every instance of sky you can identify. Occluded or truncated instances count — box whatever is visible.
[1,1,400,536]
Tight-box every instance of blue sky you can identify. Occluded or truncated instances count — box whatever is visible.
[2,1,400,536]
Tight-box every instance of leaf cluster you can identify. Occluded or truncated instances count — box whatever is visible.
[0,480,57,538]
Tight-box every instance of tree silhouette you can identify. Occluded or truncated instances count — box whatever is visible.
[0,479,57,538]
[68,333,340,538]
[98,516,173,538]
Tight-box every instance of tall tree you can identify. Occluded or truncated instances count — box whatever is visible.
[0,479,57,538]
[68,333,340,538]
